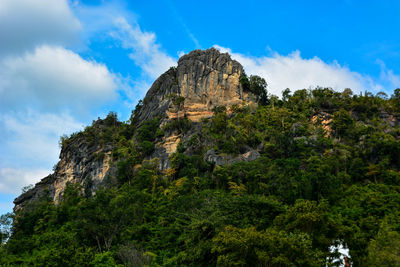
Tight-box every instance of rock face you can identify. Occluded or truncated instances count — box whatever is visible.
[14,126,116,211]
[137,47,256,123]
[138,48,257,169]
[204,147,260,166]
[380,110,400,127]
[14,48,258,210]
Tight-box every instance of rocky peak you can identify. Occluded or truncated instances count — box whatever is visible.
[136,47,256,123]
[13,48,258,210]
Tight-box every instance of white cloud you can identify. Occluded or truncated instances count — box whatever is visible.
[377,60,400,90]
[214,45,384,96]
[117,75,152,108]
[111,17,177,79]
[0,0,81,56]
[0,168,50,194]
[0,110,83,169]
[0,45,118,114]
[0,0,136,206]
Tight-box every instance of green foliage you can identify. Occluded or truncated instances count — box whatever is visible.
[162,116,192,134]
[137,118,163,156]
[0,213,13,246]
[2,88,400,266]
[172,95,185,107]
[240,73,269,105]
[92,252,117,267]
[331,108,354,138]
[130,99,143,124]
[366,221,400,266]
[212,225,323,267]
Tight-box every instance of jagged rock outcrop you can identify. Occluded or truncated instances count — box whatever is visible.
[138,48,257,168]
[380,110,400,127]
[204,147,260,166]
[14,122,116,211]
[14,48,258,210]
[137,47,256,123]
[14,174,55,211]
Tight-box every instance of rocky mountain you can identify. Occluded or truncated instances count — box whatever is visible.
[13,48,258,211]
[136,47,256,123]
[5,48,400,266]
[14,119,116,210]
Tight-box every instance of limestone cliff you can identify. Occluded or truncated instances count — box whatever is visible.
[14,48,258,210]
[137,47,256,123]
[137,48,257,169]
[14,119,116,211]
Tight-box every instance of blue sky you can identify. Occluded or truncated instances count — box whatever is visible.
[0,0,399,214]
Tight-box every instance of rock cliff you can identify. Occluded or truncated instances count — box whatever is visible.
[138,48,257,169]
[14,119,116,211]
[137,47,256,123]
[14,48,258,210]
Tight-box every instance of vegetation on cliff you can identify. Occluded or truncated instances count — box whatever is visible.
[1,85,400,266]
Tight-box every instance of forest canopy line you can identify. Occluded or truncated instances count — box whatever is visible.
[1,85,400,266]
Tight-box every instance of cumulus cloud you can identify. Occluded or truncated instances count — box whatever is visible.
[0,111,81,196]
[0,45,118,114]
[0,0,81,56]
[111,17,177,79]
[377,60,400,90]
[0,1,140,199]
[0,110,83,169]
[214,45,383,96]
[0,168,51,194]
[0,110,83,196]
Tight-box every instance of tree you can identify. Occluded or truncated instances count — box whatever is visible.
[212,225,323,266]
[331,108,353,138]
[366,222,400,266]
[249,75,269,105]
[0,213,13,245]
[282,88,291,102]
[240,73,269,105]
[130,100,143,124]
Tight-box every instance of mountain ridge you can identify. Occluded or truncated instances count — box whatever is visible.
[13,48,259,210]
[4,48,400,266]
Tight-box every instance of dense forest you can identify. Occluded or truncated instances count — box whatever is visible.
[1,81,400,266]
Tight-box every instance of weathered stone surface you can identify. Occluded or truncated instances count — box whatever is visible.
[137,47,256,124]
[13,174,55,211]
[380,110,400,127]
[14,132,116,211]
[311,113,332,137]
[139,48,258,169]
[52,139,114,204]
[14,48,259,210]
[204,147,260,166]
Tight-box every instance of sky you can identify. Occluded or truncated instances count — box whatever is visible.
[1,0,400,214]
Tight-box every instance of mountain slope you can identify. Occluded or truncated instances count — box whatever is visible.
[2,48,400,266]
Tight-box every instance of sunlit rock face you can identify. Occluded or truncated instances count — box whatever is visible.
[137,47,256,123]
[14,122,116,211]
[13,48,258,210]
[136,48,257,169]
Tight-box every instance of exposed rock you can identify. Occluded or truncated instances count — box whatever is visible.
[141,48,258,168]
[137,47,256,124]
[52,139,114,204]
[13,174,55,212]
[380,110,400,127]
[14,48,260,210]
[14,134,115,211]
[312,113,332,137]
[204,147,260,166]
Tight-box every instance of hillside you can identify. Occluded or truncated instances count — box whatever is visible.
[1,48,400,266]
